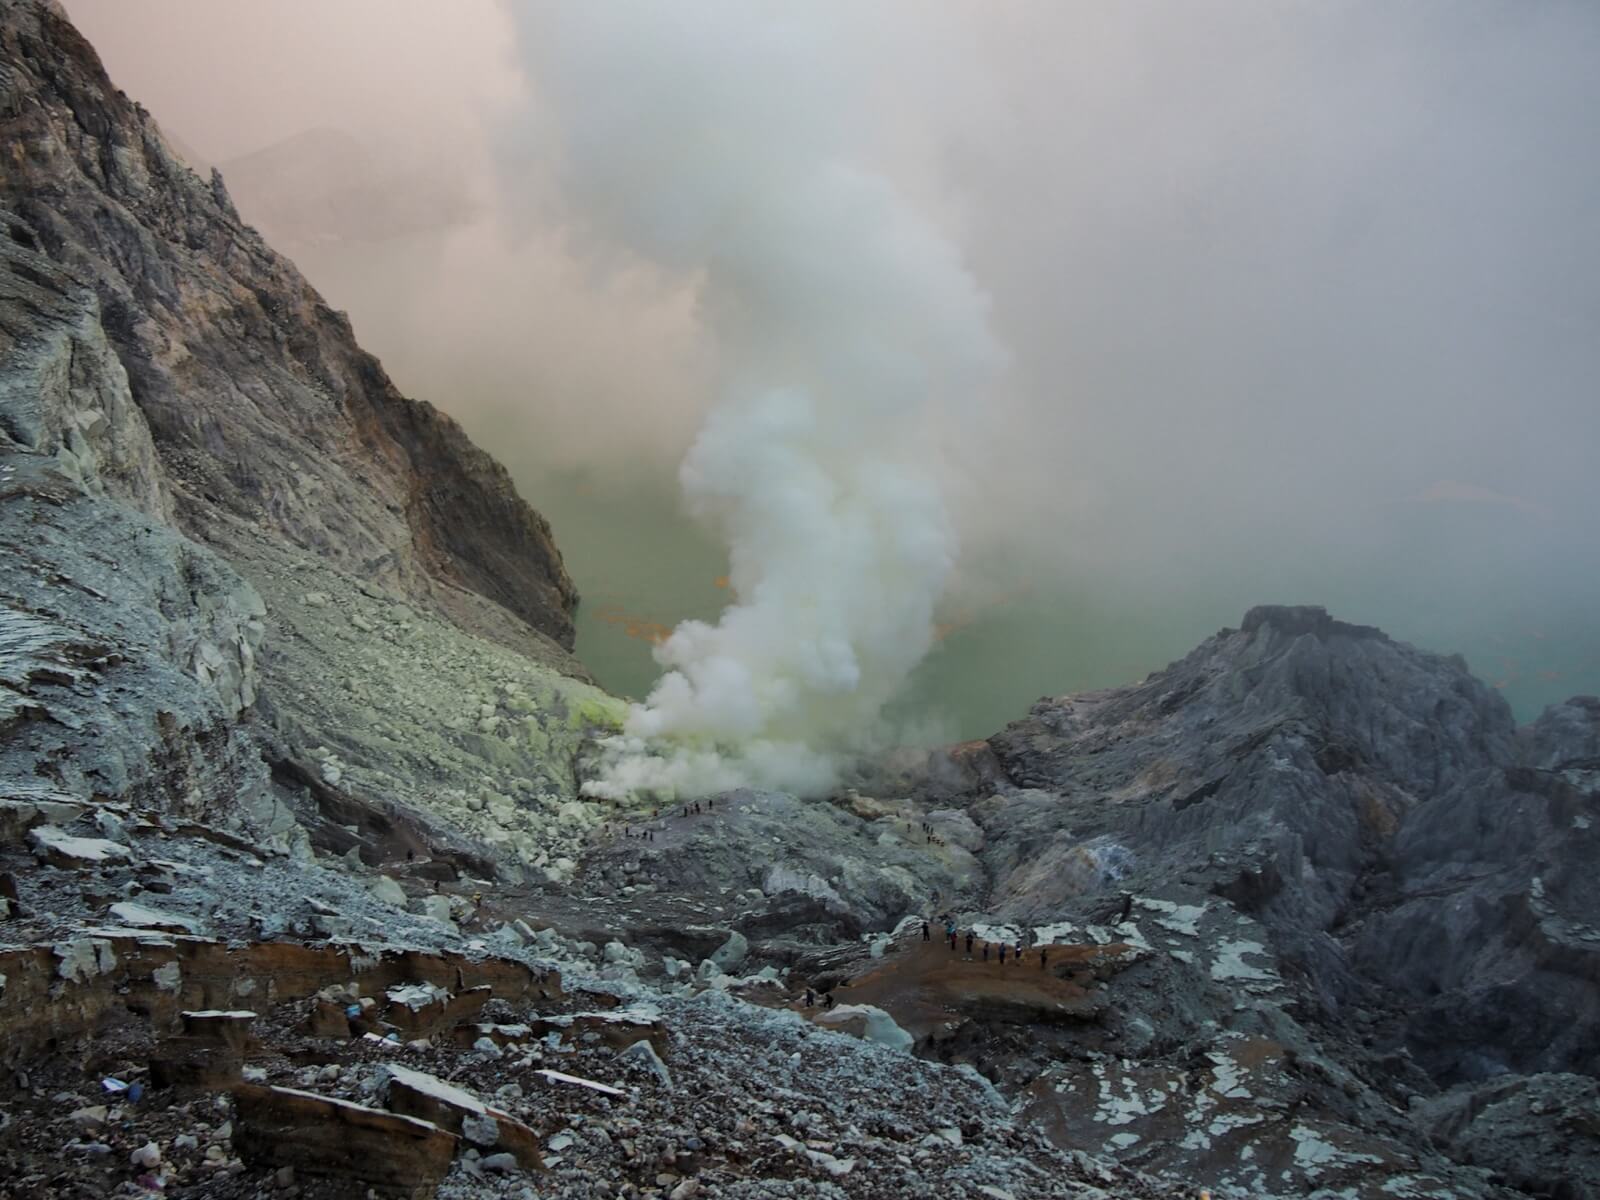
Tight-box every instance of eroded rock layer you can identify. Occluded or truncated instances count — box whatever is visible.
[2,2,1596,1197]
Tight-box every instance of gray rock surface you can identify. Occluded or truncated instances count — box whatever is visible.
[2,3,1593,1197]
[580,789,964,943]
[0,0,622,877]
[980,605,1589,1079]
[1528,694,1600,783]
[1411,1073,1600,1200]
[563,607,1596,1196]
[0,1,580,653]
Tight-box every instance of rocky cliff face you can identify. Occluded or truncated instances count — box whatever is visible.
[982,604,1597,1086]
[0,0,576,653]
[580,607,1597,1198]
[0,0,622,881]
[960,606,1597,1196]
[2,3,1594,1198]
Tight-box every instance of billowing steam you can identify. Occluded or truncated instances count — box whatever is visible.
[519,5,1003,798]
[75,1,1600,750]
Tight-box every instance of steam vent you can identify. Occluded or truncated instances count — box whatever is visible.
[3,2,1597,1198]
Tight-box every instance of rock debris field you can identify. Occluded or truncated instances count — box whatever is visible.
[0,797,1179,1200]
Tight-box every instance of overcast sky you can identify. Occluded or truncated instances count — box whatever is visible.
[66,1,1600,717]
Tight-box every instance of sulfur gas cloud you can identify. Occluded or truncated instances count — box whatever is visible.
[65,1,1600,790]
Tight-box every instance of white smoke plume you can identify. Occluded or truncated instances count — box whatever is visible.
[515,4,1004,798]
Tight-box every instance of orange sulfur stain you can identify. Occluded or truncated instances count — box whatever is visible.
[592,605,673,645]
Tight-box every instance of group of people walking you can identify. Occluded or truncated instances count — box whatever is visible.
[923,917,1051,969]
[603,796,718,842]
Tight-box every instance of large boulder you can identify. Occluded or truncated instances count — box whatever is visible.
[233,1085,459,1199]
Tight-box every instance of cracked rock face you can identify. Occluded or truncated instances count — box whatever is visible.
[0,0,620,870]
[2,3,1596,1198]
[978,605,1591,1079]
[0,462,272,823]
[0,1,578,653]
[556,608,1596,1197]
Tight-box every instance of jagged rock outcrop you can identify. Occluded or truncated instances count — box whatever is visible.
[3,3,1591,1196]
[560,606,1595,1196]
[0,0,622,873]
[1411,1073,1600,1200]
[1352,762,1600,1082]
[1528,694,1600,779]
[972,611,1536,1036]
[0,0,577,652]
[896,604,1595,1194]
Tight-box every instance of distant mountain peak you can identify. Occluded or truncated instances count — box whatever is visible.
[1239,603,1387,641]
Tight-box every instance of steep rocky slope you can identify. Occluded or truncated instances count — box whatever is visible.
[582,607,1597,1198]
[981,605,1597,1086]
[0,0,622,881]
[943,605,1597,1196]
[0,1,576,652]
[2,2,1593,1198]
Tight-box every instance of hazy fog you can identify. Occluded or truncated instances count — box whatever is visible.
[66,1,1600,731]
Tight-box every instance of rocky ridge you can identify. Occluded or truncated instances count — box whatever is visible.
[0,791,1180,1200]
[0,0,578,652]
[0,0,621,880]
[1,2,1596,1198]
[577,608,1599,1198]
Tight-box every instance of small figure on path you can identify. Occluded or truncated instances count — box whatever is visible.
[922,920,930,942]
[823,992,835,1010]
[965,931,974,956]
[1040,947,1048,970]
[982,942,990,962]
[998,943,1007,965]
[804,987,815,1007]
